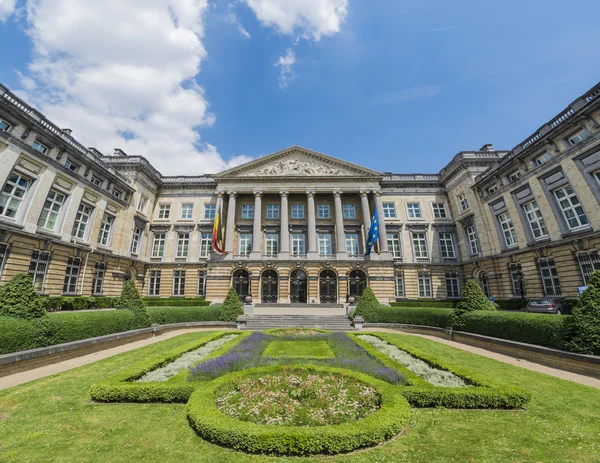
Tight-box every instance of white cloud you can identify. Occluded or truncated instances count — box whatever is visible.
[227,5,251,38]
[274,48,296,88]
[243,0,348,41]
[370,85,441,106]
[0,0,17,21]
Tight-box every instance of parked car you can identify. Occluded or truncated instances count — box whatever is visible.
[522,298,564,315]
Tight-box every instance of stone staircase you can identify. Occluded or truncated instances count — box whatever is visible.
[243,314,355,331]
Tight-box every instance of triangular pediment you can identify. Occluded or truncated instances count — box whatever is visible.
[216,146,382,178]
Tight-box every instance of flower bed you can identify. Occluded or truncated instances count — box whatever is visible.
[266,328,329,336]
[216,367,380,426]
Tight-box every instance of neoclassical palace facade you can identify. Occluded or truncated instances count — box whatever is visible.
[1,82,600,305]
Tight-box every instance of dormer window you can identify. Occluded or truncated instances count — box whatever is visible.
[112,189,123,199]
[508,171,522,182]
[0,119,11,131]
[90,176,102,187]
[568,129,591,146]
[487,185,498,195]
[535,152,552,166]
[32,140,48,154]
[64,160,80,173]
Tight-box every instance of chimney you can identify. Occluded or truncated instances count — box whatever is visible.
[480,144,494,152]
[62,128,73,135]
[114,148,128,157]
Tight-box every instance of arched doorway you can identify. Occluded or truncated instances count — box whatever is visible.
[348,269,367,300]
[289,269,308,303]
[261,269,278,303]
[319,269,337,303]
[232,269,250,302]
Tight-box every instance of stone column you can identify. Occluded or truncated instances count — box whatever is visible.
[224,191,237,254]
[279,191,290,259]
[374,191,390,257]
[333,191,347,258]
[250,191,262,259]
[360,190,371,251]
[306,191,318,258]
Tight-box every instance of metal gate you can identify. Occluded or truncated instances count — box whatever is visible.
[232,269,249,302]
[348,269,367,301]
[290,269,307,303]
[319,269,337,303]
[261,269,278,303]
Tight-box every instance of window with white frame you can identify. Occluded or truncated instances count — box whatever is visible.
[72,203,93,240]
[291,204,304,219]
[64,159,80,173]
[345,233,359,255]
[394,271,404,298]
[509,171,522,182]
[418,271,432,297]
[387,233,401,258]
[445,271,460,298]
[318,233,332,255]
[130,226,142,254]
[32,140,48,154]
[439,232,455,259]
[112,189,123,201]
[553,185,589,230]
[62,257,81,294]
[432,203,447,218]
[241,204,254,219]
[198,270,207,297]
[535,152,552,166]
[466,225,480,255]
[38,189,66,231]
[0,171,32,220]
[382,203,396,218]
[317,204,330,219]
[176,233,190,258]
[568,129,591,146]
[457,193,469,212]
[509,263,523,297]
[577,251,600,285]
[92,261,106,295]
[199,233,212,258]
[97,214,115,247]
[173,270,186,296]
[265,233,279,256]
[538,258,562,296]
[148,270,161,296]
[152,233,166,258]
[412,232,428,259]
[487,185,498,195]
[0,244,8,279]
[137,195,148,212]
[238,233,252,255]
[343,204,356,219]
[158,204,170,219]
[0,119,11,131]
[29,251,50,292]
[204,204,216,219]
[181,204,193,219]
[498,212,518,247]
[521,200,548,240]
[266,204,279,219]
[407,203,421,219]
[90,176,102,187]
[291,233,305,255]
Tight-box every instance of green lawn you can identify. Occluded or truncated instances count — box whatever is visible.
[1,331,599,462]
[262,339,335,359]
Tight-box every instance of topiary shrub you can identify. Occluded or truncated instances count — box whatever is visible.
[453,280,495,329]
[116,280,151,327]
[219,287,243,322]
[565,270,600,355]
[355,287,381,321]
[0,273,46,319]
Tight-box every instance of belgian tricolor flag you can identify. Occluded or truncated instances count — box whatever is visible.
[212,205,226,254]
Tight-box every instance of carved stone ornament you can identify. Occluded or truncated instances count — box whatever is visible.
[242,159,353,177]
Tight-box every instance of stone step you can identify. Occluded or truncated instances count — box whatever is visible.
[243,314,355,331]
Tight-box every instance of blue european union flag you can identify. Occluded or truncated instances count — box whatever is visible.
[365,211,379,255]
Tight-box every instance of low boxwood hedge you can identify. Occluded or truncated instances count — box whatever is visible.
[147,306,223,324]
[40,296,119,311]
[186,365,411,456]
[391,300,458,308]
[143,297,211,307]
[0,317,41,354]
[363,306,454,327]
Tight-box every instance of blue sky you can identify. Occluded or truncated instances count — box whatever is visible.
[1,0,599,175]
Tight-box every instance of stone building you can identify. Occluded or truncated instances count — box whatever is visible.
[0,81,599,305]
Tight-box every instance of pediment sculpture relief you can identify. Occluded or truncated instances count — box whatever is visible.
[241,159,353,176]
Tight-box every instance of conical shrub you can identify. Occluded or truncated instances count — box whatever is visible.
[453,279,496,329]
[354,287,380,322]
[220,286,244,321]
[116,279,150,327]
[0,273,46,319]
[565,270,600,355]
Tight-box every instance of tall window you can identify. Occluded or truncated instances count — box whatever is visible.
[343,204,356,219]
[317,204,330,219]
[509,263,523,297]
[92,261,106,295]
[266,204,279,219]
[318,233,332,255]
[394,271,404,298]
[345,233,359,255]
[432,203,447,218]
[265,233,279,256]
[418,271,432,297]
[291,233,305,255]
[382,203,396,218]
[173,270,185,296]
[445,271,460,298]
[538,258,561,296]
[458,193,469,212]
[200,233,212,258]
[238,233,252,255]
[158,204,170,219]
[0,244,9,279]
[498,212,518,247]
[291,204,304,219]
[553,185,589,230]
[412,232,428,259]
[29,250,50,291]
[63,257,81,294]
[181,204,193,219]
[577,251,600,285]
[38,189,66,231]
[0,171,31,219]
[407,203,421,219]
[137,195,148,212]
[130,226,143,254]
[387,233,401,258]
[152,233,166,258]
[466,226,480,255]
[176,233,190,258]
[98,214,115,247]
[72,203,93,240]
[198,270,207,297]
[148,270,161,296]
[204,204,216,219]
[523,201,548,240]
[241,205,254,219]
[439,232,455,259]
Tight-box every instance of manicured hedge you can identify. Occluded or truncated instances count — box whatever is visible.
[143,297,211,307]
[362,306,454,327]
[41,296,119,311]
[147,307,223,324]
[391,300,458,308]
[0,317,40,354]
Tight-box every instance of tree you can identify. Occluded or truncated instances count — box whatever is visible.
[116,279,150,327]
[565,270,600,355]
[0,273,46,319]
[354,287,380,322]
[219,287,244,321]
[453,280,496,329]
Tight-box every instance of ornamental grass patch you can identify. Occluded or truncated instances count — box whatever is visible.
[262,340,335,359]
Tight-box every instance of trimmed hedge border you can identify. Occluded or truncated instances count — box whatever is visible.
[186,365,411,456]
[143,297,211,307]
